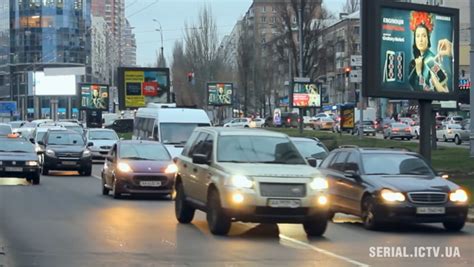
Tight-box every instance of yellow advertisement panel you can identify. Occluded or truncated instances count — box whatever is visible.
[341,108,355,129]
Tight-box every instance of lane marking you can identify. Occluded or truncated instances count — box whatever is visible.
[92,175,101,180]
[278,234,370,267]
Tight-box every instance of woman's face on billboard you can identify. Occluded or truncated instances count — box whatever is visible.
[415,26,428,53]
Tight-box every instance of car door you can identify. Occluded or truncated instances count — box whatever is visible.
[104,144,117,186]
[324,151,350,212]
[339,152,366,214]
[193,134,214,204]
[180,132,208,201]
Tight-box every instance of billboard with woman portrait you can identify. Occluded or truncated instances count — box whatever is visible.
[362,1,459,101]
[78,83,109,111]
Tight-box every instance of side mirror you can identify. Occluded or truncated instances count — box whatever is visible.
[29,138,35,144]
[192,154,209,165]
[87,142,94,147]
[37,141,45,146]
[438,172,449,179]
[344,170,361,180]
[307,158,318,167]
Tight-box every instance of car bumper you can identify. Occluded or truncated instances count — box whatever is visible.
[44,156,92,171]
[389,132,412,138]
[0,166,41,178]
[373,202,468,223]
[115,172,175,195]
[90,150,110,159]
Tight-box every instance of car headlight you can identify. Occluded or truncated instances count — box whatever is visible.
[449,189,468,203]
[380,189,405,202]
[117,162,132,173]
[46,149,55,157]
[82,150,91,157]
[35,146,41,153]
[26,161,38,166]
[309,177,329,190]
[228,175,253,189]
[164,164,178,174]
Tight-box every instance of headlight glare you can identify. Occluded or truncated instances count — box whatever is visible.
[82,150,91,157]
[449,189,468,202]
[164,164,178,174]
[117,162,132,173]
[309,177,329,190]
[46,149,55,157]
[381,189,405,202]
[26,161,38,166]
[229,175,253,188]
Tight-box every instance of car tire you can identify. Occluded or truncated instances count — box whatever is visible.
[407,137,412,141]
[175,183,195,224]
[372,133,376,136]
[81,167,92,176]
[454,135,462,145]
[383,135,387,139]
[31,173,40,185]
[101,174,110,196]
[443,220,465,231]
[443,135,448,142]
[206,189,231,235]
[41,167,49,176]
[112,178,122,199]
[303,215,328,237]
[362,197,380,230]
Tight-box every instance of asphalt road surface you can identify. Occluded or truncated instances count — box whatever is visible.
[0,164,473,267]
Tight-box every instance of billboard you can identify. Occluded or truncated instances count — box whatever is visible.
[292,82,321,108]
[32,72,77,96]
[118,67,170,110]
[207,82,233,106]
[340,105,355,130]
[0,101,17,116]
[78,83,109,111]
[362,1,459,101]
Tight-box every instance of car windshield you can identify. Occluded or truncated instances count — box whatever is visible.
[9,122,24,128]
[64,126,84,134]
[448,124,462,129]
[0,140,35,153]
[47,132,85,146]
[160,123,210,144]
[35,131,47,142]
[362,153,435,176]
[292,140,329,160]
[217,136,306,164]
[391,123,407,128]
[0,125,12,135]
[119,143,171,161]
[89,131,118,140]
[21,122,36,128]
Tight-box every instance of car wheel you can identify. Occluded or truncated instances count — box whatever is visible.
[443,220,465,232]
[112,178,122,199]
[402,137,406,141]
[81,167,92,176]
[101,174,110,196]
[303,214,328,236]
[443,135,448,142]
[41,167,49,175]
[207,189,231,235]
[383,134,387,139]
[362,197,380,230]
[372,133,376,136]
[175,183,195,223]
[454,135,462,145]
[327,210,335,221]
[407,137,412,141]
[31,173,40,185]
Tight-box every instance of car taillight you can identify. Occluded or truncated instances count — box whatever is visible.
[405,128,411,132]
[287,118,291,123]
[393,128,399,132]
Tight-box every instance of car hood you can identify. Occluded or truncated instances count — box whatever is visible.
[217,163,319,178]
[88,139,117,148]
[363,175,457,192]
[123,160,171,173]
[0,152,38,161]
[165,145,184,159]
[46,145,86,153]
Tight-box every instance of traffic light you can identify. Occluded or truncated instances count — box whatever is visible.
[344,67,351,78]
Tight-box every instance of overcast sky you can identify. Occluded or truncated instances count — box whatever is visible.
[125,0,347,67]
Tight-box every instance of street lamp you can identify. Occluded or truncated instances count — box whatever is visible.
[152,19,164,66]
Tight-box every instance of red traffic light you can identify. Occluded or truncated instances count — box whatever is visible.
[344,67,352,73]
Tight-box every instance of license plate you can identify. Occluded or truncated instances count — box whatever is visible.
[416,207,445,214]
[139,181,162,187]
[62,161,77,166]
[268,199,301,208]
[5,167,23,172]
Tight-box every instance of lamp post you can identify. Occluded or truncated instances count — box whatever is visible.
[152,19,164,67]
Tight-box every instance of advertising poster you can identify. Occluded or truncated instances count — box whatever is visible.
[292,82,321,108]
[79,84,109,110]
[340,106,355,130]
[363,1,459,101]
[273,108,282,127]
[118,67,170,110]
[208,83,233,106]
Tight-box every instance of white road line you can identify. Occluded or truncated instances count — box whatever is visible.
[92,175,101,180]
[278,234,370,267]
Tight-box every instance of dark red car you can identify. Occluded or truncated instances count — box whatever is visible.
[101,140,177,199]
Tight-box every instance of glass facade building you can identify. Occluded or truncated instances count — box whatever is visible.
[0,0,91,118]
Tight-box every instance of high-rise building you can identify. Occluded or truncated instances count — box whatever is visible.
[122,19,137,67]
[0,0,92,119]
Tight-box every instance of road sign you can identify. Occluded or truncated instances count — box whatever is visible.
[0,101,17,115]
[350,55,362,67]
[350,69,362,83]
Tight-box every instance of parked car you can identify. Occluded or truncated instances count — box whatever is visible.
[39,129,93,176]
[249,117,265,128]
[105,118,134,133]
[280,112,299,128]
[223,118,250,128]
[318,146,469,231]
[461,118,470,130]
[101,140,176,198]
[383,122,412,140]
[399,117,416,126]
[436,124,469,145]
[352,121,376,136]
[435,116,446,129]
[174,127,329,236]
[290,137,329,167]
[310,117,334,130]
[443,116,463,125]
[85,128,119,159]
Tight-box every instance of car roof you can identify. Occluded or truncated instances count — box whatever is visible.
[197,127,289,138]
[48,129,79,134]
[87,128,115,132]
[57,122,81,126]
[37,127,64,132]
[333,146,415,155]
[118,140,163,145]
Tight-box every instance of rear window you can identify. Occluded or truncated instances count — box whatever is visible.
[391,123,407,128]
[453,117,463,122]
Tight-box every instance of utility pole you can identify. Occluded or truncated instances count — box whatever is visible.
[298,0,304,134]
[470,0,474,157]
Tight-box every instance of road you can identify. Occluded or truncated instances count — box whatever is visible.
[0,164,473,267]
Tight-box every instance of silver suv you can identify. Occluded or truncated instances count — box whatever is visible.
[174,128,330,236]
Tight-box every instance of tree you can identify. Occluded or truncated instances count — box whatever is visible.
[236,19,256,116]
[171,40,197,106]
[342,0,360,14]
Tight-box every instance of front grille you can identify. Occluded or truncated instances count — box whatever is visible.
[133,175,169,182]
[255,207,309,216]
[100,146,111,150]
[260,183,306,197]
[2,161,26,166]
[408,192,447,204]
[56,152,82,158]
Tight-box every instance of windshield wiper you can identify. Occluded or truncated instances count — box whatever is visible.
[121,156,152,160]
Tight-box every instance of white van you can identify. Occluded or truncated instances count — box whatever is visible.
[133,107,212,157]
